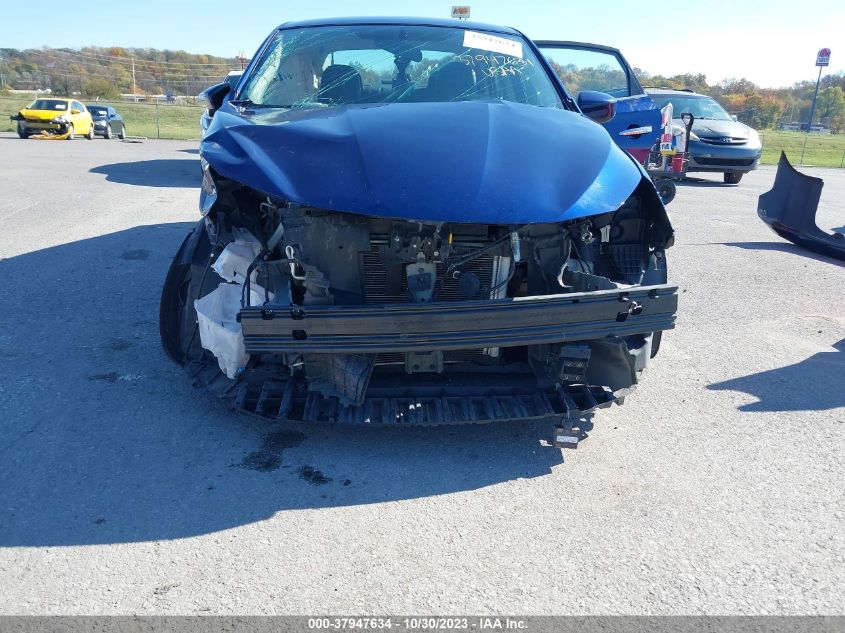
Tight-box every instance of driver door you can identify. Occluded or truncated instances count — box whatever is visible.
[535,41,661,161]
[70,101,89,131]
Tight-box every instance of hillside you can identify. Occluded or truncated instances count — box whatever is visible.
[0,46,242,99]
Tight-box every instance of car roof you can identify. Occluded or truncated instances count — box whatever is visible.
[532,40,624,55]
[276,15,520,36]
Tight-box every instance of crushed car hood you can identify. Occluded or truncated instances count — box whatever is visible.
[201,100,642,224]
[20,109,63,122]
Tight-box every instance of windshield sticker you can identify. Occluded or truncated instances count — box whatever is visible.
[463,31,523,58]
[454,54,534,77]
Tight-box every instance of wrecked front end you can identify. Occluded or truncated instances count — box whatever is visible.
[11,111,74,139]
[161,102,677,439]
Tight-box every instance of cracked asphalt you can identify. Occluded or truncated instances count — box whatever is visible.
[0,133,842,615]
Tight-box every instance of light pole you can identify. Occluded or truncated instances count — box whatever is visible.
[801,48,831,165]
[806,48,831,133]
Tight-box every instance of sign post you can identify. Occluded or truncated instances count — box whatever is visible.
[801,48,831,164]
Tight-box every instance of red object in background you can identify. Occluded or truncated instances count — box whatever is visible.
[628,149,650,164]
[672,154,685,173]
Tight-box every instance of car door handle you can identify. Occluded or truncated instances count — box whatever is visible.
[619,126,653,137]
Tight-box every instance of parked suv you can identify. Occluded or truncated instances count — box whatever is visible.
[647,88,762,184]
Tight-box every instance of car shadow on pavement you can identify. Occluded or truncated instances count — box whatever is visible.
[90,159,201,187]
[722,241,845,266]
[0,224,564,547]
[708,339,845,412]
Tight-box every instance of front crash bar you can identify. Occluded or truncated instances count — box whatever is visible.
[240,284,678,354]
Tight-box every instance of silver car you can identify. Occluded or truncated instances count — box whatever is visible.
[647,88,762,184]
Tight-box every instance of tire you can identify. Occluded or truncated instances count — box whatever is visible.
[104,124,113,139]
[86,124,95,140]
[655,179,677,205]
[66,124,75,140]
[118,125,127,140]
[17,125,28,139]
[160,221,212,364]
[724,172,743,184]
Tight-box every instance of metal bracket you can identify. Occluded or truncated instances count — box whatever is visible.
[406,260,435,303]
[405,350,443,374]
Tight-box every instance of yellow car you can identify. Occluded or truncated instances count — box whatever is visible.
[12,98,95,140]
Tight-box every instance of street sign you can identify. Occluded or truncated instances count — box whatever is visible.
[816,48,831,67]
[452,5,471,19]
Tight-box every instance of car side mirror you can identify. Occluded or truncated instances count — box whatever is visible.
[71,108,81,114]
[731,114,738,122]
[204,82,232,118]
[577,91,616,124]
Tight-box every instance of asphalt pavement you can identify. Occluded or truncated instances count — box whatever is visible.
[0,133,842,615]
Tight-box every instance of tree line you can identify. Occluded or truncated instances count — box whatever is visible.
[633,69,845,132]
[0,46,240,101]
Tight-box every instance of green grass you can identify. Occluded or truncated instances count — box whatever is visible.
[1,95,204,140]
[759,130,845,168]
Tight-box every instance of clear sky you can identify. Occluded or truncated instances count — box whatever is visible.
[1,0,842,88]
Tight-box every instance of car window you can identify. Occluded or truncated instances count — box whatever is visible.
[71,101,85,112]
[649,95,732,121]
[29,99,68,111]
[540,47,630,98]
[88,106,108,116]
[240,24,563,110]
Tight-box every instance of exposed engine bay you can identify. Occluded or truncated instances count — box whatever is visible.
[160,168,677,435]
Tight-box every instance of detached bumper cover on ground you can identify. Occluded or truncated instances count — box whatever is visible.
[758,152,845,261]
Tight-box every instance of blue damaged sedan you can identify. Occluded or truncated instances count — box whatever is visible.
[159,17,678,442]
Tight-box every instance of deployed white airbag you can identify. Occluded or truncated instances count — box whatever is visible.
[195,282,264,379]
[212,234,262,284]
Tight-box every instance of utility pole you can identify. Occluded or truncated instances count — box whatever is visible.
[131,56,137,101]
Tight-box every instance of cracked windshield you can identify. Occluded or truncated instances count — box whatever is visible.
[239,24,563,110]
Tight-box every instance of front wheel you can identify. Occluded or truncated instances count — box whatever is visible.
[86,124,95,140]
[66,124,75,140]
[118,125,127,140]
[104,124,113,139]
[724,171,743,184]
[17,124,28,139]
[655,179,677,205]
